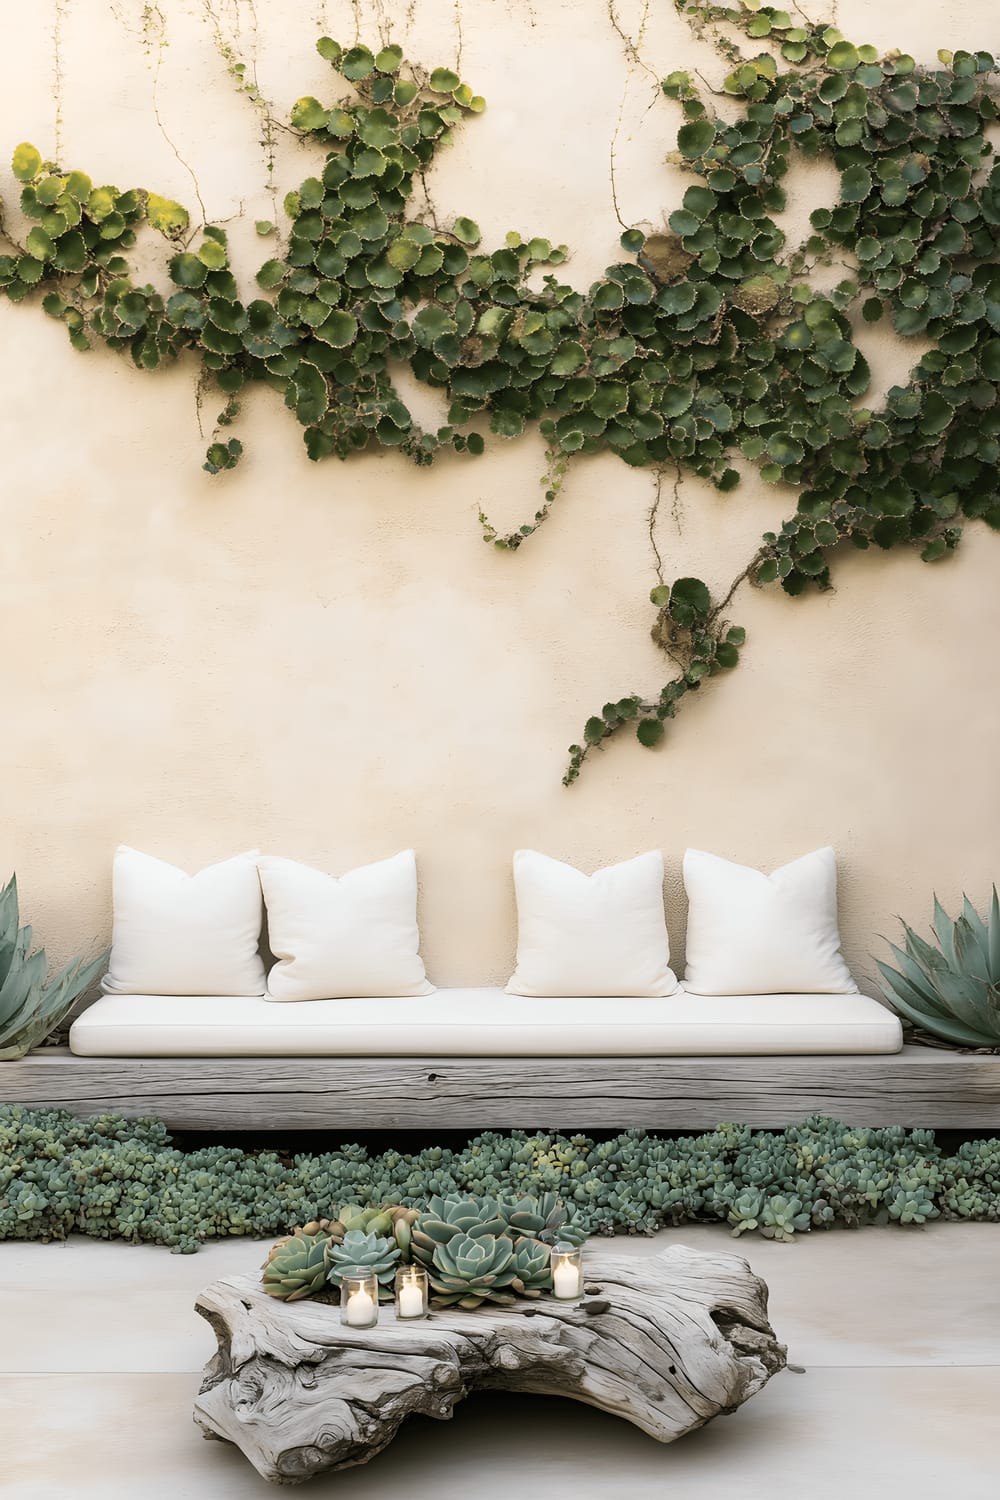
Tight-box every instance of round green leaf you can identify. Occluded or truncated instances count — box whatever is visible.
[53,232,87,272]
[430,67,461,92]
[677,119,715,158]
[592,282,624,313]
[317,37,342,62]
[87,186,118,221]
[25,227,54,261]
[767,433,804,466]
[669,577,712,615]
[620,228,645,254]
[170,252,208,288]
[146,192,189,236]
[375,45,403,73]
[827,41,860,69]
[291,97,329,131]
[315,310,358,347]
[840,165,873,202]
[256,259,285,290]
[11,142,41,182]
[197,239,228,270]
[341,46,375,81]
[668,209,701,237]
[551,340,586,375]
[636,718,665,748]
[452,216,480,246]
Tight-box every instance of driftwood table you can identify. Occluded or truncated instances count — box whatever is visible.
[194,1244,786,1485]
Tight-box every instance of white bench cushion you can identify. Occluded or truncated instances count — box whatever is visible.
[69,987,902,1057]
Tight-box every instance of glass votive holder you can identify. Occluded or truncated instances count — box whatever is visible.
[339,1268,380,1329]
[550,1242,584,1301]
[394,1265,429,1320]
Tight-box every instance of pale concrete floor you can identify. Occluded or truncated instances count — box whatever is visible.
[1,1222,998,1497]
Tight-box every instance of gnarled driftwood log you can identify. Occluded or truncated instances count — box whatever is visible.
[194,1244,786,1485]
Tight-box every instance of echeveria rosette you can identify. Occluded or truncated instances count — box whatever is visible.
[429,1232,519,1308]
[261,1230,331,1301]
[509,1236,553,1297]
[320,1203,420,1254]
[326,1229,402,1298]
[411,1195,507,1269]
[499,1191,588,1247]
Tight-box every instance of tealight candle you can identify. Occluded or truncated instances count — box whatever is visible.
[395,1265,429,1320]
[550,1242,584,1301]
[339,1269,379,1329]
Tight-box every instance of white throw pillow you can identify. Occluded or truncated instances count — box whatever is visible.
[259,850,435,1001]
[103,847,266,996]
[505,849,679,998]
[682,846,857,995]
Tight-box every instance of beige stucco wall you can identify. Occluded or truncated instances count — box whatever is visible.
[0,0,998,999]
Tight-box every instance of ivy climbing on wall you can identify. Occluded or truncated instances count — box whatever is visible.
[0,1,998,782]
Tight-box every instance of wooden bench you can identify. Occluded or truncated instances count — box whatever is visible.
[3,1045,998,1129]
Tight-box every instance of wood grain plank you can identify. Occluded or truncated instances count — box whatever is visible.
[2,1047,999,1128]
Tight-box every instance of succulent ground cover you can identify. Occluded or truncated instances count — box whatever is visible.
[3,1106,999,1255]
[1,4,998,779]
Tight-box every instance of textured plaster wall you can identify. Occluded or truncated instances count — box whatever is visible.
[0,0,998,997]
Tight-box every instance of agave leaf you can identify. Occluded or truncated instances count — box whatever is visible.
[961,895,989,964]
[989,887,1000,981]
[876,957,946,1026]
[0,948,47,1029]
[44,949,108,1013]
[931,897,960,968]
[904,926,950,974]
[882,940,954,1018]
[875,960,996,1046]
[0,877,20,978]
[953,918,991,986]
[928,968,1000,1043]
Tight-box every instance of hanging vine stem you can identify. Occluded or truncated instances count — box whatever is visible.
[141,2,209,223]
[199,0,281,221]
[52,0,69,161]
[607,0,661,86]
[647,467,667,584]
[479,443,573,551]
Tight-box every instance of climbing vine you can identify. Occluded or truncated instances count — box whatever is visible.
[1,1,999,781]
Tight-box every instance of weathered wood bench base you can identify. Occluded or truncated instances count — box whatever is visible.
[2,1045,999,1128]
[193,1244,786,1484]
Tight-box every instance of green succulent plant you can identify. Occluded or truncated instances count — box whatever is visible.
[5,1108,1000,1255]
[411,1195,507,1268]
[429,1231,518,1309]
[326,1228,401,1297]
[876,890,1000,1048]
[0,876,108,1060]
[261,1230,331,1301]
[499,1192,588,1246]
[509,1236,553,1297]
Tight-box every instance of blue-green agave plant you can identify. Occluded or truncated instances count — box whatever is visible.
[0,876,108,1060]
[876,890,1000,1048]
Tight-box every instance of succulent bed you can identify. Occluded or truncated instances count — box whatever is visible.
[261,1195,587,1307]
[4,1106,1000,1256]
